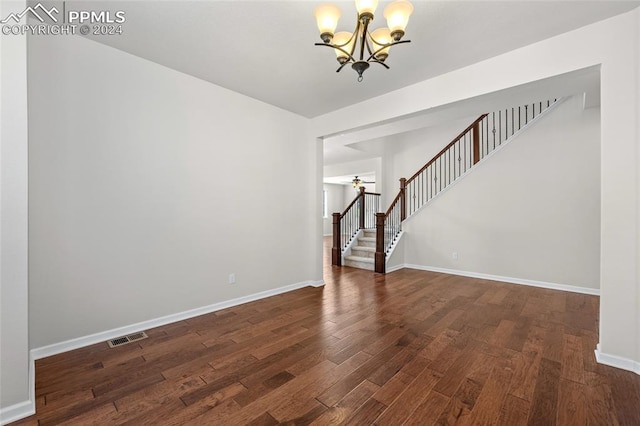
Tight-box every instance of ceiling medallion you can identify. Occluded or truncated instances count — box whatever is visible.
[313,0,414,82]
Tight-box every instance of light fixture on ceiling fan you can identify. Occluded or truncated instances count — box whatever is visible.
[313,0,414,81]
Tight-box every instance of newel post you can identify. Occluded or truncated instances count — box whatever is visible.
[374,213,386,274]
[472,120,480,165]
[332,212,342,266]
[358,186,366,230]
[399,178,407,221]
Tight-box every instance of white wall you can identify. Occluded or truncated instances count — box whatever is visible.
[313,8,640,369]
[597,11,639,369]
[343,185,358,206]
[0,0,31,421]
[637,8,640,368]
[402,96,600,289]
[323,183,345,235]
[308,137,324,286]
[27,35,315,349]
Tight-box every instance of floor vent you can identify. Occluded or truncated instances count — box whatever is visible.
[107,331,148,348]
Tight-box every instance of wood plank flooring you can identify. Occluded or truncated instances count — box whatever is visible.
[12,238,640,425]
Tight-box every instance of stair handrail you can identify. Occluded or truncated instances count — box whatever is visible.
[384,190,403,217]
[406,114,488,185]
[374,99,558,273]
[331,186,381,266]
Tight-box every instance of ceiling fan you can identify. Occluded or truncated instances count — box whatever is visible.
[351,175,375,189]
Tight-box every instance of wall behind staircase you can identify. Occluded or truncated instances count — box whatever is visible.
[401,96,601,290]
[381,115,478,205]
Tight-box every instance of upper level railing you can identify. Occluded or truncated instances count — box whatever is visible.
[404,114,487,218]
[331,186,381,266]
[374,99,558,273]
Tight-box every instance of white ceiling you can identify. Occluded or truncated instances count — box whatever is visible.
[76,1,640,118]
[323,65,602,165]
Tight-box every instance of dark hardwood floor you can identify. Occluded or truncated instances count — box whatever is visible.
[12,237,640,425]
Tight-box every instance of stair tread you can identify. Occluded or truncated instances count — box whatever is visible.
[344,255,374,263]
[358,237,376,242]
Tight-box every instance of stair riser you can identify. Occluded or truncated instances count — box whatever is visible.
[344,259,375,270]
[358,240,376,248]
[351,249,375,259]
[363,231,376,238]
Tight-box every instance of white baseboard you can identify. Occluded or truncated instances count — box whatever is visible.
[0,399,34,426]
[386,264,405,273]
[0,352,35,426]
[595,344,640,375]
[402,264,600,296]
[31,280,319,360]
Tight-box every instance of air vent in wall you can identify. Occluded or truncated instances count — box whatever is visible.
[107,331,148,348]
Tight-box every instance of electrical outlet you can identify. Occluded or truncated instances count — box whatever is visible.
[228,273,236,284]
[452,252,458,261]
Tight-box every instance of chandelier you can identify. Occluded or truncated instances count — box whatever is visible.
[313,0,414,81]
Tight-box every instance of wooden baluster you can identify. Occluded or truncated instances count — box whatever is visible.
[332,212,342,266]
[473,120,480,164]
[375,213,386,273]
[399,178,407,222]
[359,186,366,230]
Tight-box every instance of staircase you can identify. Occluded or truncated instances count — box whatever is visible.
[343,229,376,270]
[332,99,560,273]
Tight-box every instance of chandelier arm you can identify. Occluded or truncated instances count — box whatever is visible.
[335,62,350,73]
[328,27,360,52]
[370,60,390,70]
[335,26,359,62]
[365,39,411,62]
[364,34,374,57]
[314,42,357,63]
[363,27,375,57]
[349,17,361,58]
[359,16,371,61]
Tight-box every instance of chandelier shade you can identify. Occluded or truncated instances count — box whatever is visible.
[313,0,413,81]
[370,27,392,60]
[384,0,413,39]
[332,31,356,61]
[313,4,342,41]
[355,0,379,17]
